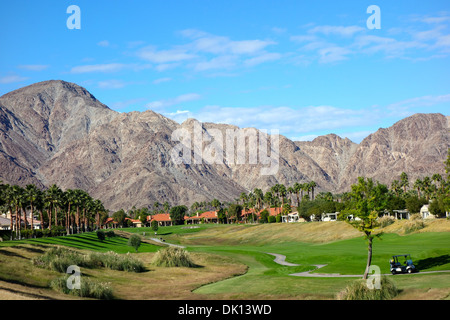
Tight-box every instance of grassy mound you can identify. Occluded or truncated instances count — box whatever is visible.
[337,276,399,300]
[50,275,113,300]
[152,246,197,267]
[32,247,145,273]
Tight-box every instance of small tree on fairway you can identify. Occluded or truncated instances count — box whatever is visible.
[128,234,141,252]
[342,177,388,279]
[151,220,159,233]
[96,230,106,242]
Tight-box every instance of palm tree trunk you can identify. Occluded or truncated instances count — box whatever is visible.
[30,204,34,235]
[9,206,13,240]
[48,205,52,230]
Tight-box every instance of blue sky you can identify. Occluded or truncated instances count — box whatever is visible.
[0,0,449,143]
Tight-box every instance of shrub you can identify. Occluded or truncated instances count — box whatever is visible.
[33,247,145,273]
[50,274,113,300]
[402,217,425,234]
[88,251,145,272]
[378,216,395,228]
[32,247,87,272]
[268,215,276,223]
[106,230,115,238]
[128,234,141,252]
[337,276,399,300]
[96,230,106,241]
[152,246,196,267]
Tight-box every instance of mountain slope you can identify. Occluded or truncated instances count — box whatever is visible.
[0,81,448,210]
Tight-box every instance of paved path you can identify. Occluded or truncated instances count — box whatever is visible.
[265,253,450,278]
[150,237,185,248]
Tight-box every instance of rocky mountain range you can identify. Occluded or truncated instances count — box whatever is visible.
[0,80,449,211]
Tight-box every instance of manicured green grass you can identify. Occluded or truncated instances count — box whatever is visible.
[1,223,449,299]
[0,231,159,253]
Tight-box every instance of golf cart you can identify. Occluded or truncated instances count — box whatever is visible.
[390,254,417,274]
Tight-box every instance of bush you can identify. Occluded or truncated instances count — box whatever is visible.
[402,217,425,234]
[152,246,196,267]
[96,230,106,241]
[268,215,276,223]
[106,230,115,238]
[128,234,141,252]
[50,274,113,299]
[32,247,87,273]
[33,247,145,273]
[378,216,395,228]
[337,276,399,300]
[88,251,145,272]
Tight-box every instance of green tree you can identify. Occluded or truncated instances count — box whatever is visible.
[113,209,127,227]
[228,203,243,223]
[169,205,188,225]
[151,219,159,233]
[24,184,40,233]
[342,177,388,279]
[128,234,141,252]
[400,172,409,194]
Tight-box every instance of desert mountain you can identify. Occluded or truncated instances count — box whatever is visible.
[0,80,448,210]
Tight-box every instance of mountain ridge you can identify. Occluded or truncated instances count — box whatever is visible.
[1,80,448,210]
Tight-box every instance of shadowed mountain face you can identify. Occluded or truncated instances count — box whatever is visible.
[1,80,448,210]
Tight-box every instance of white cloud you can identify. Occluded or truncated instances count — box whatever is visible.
[152,77,172,84]
[18,64,49,71]
[137,46,197,63]
[97,79,127,89]
[308,25,365,37]
[97,40,110,47]
[70,63,126,74]
[318,46,352,63]
[192,55,238,71]
[244,53,282,67]
[0,75,29,84]
[146,93,201,110]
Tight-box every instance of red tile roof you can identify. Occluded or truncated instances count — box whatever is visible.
[150,213,172,222]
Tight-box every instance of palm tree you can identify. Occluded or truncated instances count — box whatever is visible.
[422,176,431,200]
[24,185,40,233]
[432,173,443,194]
[278,184,287,208]
[11,185,24,239]
[293,182,301,206]
[3,184,15,240]
[400,172,409,194]
[45,184,63,230]
[253,188,264,212]
[93,199,105,230]
[414,178,423,198]
[309,181,317,201]
[239,192,248,207]
[263,191,273,209]
[391,180,401,197]
[287,186,294,206]
[65,189,76,234]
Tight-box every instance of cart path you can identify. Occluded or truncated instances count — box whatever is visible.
[150,237,185,248]
[265,253,450,278]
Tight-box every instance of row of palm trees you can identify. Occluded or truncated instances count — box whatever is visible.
[389,171,450,200]
[240,181,317,209]
[0,182,108,240]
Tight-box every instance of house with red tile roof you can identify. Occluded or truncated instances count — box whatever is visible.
[185,211,219,224]
[149,213,173,226]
